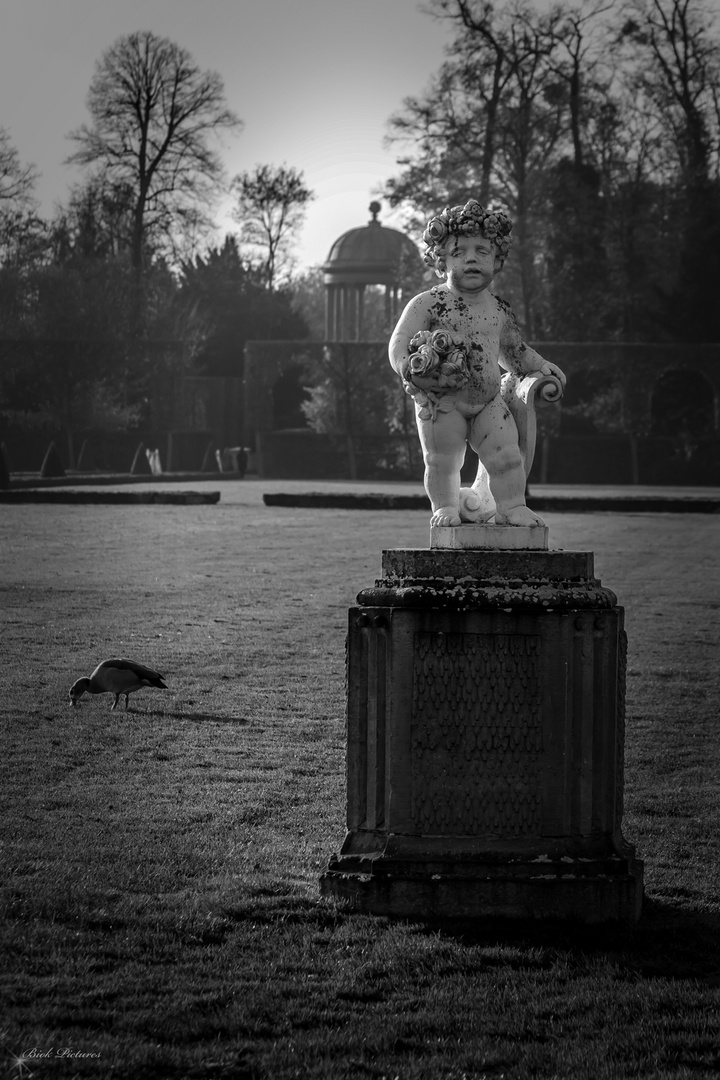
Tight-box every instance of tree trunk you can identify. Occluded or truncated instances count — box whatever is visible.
[569,66,583,170]
[480,55,505,202]
[346,435,358,481]
[66,430,76,471]
[131,200,145,273]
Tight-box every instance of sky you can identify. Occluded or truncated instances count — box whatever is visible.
[0,0,453,269]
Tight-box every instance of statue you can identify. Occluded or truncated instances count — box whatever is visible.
[389,200,566,528]
[322,205,643,923]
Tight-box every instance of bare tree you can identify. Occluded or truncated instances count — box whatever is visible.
[52,177,135,263]
[543,2,615,171]
[0,128,44,267]
[619,0,720,338]
[386,0,568,332]
[621,0,720,183]
[0,128,38,207]
[68,31,241,272]
[437,0,517,202]
[231,164,313,291]
[385,1,517,209]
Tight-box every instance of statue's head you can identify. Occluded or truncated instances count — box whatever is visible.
[422,200,513,278]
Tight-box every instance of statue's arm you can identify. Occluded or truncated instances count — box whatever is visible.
[497,301,566,387]
[388,292,433,380]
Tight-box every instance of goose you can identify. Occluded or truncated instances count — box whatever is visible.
[69,658,168,710]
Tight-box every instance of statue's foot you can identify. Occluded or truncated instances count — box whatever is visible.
[495,505,546,527]
[431,505,462,527]
[458,487,496,523]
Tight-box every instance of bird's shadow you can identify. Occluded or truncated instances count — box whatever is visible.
[26,706,251,725]
[160,709,250,725]
[68,699,250,725]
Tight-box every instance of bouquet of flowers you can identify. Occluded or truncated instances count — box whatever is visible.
[403,329,482,420]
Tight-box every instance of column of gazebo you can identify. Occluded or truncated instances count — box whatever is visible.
[326,283,372,342]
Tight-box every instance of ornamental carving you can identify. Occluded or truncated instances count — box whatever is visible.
[411,632,542,837]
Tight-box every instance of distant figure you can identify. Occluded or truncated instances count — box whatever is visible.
[216,446,248,476]
[146,448,163,476]
[235,447,248,477]
[389,199,565,528]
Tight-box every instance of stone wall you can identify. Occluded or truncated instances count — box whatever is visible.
[244,339,720,485]
[1,357,243,472]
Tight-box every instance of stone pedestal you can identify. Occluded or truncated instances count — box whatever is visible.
[320,545,643,923]
[430,523,549,550]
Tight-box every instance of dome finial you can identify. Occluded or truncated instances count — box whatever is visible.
[369,200,381,223]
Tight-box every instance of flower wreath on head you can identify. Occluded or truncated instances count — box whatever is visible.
[422,199,513,276]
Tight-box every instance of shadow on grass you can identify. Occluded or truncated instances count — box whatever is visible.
[222,887,720,986]
[79,706,251,724]
[163,710,251,725]
[415,896,720,983]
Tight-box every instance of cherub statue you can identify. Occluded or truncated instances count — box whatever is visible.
[389,200,566,528]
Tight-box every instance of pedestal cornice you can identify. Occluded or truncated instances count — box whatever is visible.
[357,548,617,611]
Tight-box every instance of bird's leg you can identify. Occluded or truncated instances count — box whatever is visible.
[111,694,119,711]
[124,694,130,710]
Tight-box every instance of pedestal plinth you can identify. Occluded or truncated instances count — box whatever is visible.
[320,545,643,923]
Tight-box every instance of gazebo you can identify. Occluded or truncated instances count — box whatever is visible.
[322,201,422,341]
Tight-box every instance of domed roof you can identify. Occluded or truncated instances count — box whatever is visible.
[322,202,421,286]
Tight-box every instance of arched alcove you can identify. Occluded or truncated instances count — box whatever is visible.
[272,364,311,430]
[559,366,625,435]
[650,368,716,437]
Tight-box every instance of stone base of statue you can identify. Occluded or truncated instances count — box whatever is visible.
[320,536,643,923]
[431,523,549,550]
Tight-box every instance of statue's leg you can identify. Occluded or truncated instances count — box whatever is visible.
[416,406,467,527]
[469,397,545,527]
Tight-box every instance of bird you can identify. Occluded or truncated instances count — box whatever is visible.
[69,658,168,711]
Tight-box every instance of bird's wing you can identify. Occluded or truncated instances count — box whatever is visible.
[90,658,166,694]
[98,658,164,679]
[90,664,139,694]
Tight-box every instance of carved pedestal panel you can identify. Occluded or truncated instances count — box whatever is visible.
[320,548,643,923]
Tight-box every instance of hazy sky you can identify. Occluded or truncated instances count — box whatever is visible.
[0,0,453,268]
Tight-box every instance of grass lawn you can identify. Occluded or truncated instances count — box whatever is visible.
[1,480,719,1079]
